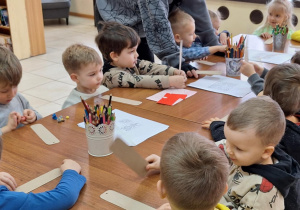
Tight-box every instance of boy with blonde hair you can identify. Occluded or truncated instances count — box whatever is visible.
[204,96,300,209]
[146,132,230,210]
[0,46,42,135]
[95,21,187,89]
[62,44,109,109]
[208,10,230,45]
[168,9,227,61]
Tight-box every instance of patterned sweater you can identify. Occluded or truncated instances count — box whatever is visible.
[102,59,177,89]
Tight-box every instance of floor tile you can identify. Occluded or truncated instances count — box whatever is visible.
[20,93,50,108]
[35,102,63,117]
[23,81,75,101]
[19,73,53,91]
[30,64,69,80]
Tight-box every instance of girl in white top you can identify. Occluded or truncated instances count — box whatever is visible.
[253,0,294,39]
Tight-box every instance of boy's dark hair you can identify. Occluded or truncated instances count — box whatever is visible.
[160,132,229,209]
[291,51,300,64]
[95,21,140,62]
[264,63,300,116]
[0,46,22,87]
[227,96,286,146]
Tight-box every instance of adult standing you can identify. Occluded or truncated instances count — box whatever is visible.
[95,0,220,78]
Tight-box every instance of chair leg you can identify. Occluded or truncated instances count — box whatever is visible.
[66,17,69,25]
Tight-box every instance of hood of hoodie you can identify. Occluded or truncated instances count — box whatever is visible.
[242,147,300,198]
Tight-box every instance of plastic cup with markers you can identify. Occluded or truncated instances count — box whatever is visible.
[225,35,246,77]
[81,95,116,157]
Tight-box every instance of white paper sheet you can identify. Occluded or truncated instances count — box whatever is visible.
[146,89,197,105]
[248,49,292,64]
[187,75,251,98]
[78,109,169,146]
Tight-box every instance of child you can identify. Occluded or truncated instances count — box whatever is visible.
[95,21,187,89]
[168,9,227,61]
[146,132,230,210]
[62,44,109,109]
[0,136,86,209]
[208,10,230,45]
[253,0,294,39]
[203,96,300,210]
[239,51,300,95]
[0,46,42,136]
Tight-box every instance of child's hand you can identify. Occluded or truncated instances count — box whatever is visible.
[252,62,265,76]
[169,75,187,89]
[240,61,256,77]
[1,112,21,134]
[219,33,227,45]
[156,203,171,210]
[22,109,37,124]
[0,172,17,191]
[218,45,227,52]
[199,56,208,60]
[145,154,161,171]
[201,117,221,129]
[174,69,187,78]
[60,159,81,174]
[260,32,272,39]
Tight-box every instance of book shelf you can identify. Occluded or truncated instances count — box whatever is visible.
[0,0,46,59]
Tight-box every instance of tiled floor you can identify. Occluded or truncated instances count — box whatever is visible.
[19,16,101,117]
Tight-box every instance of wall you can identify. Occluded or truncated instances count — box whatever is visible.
[206,0,300,36]
[70,0,93,17]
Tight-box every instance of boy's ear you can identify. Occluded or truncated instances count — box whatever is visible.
[174,34,182,44]
[157,180,167,199]
[70,73,79,83]
[109,51,119,62]
[223,183,228,195]
[262,146,274,159]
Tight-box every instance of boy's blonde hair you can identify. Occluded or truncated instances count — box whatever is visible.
[62,44,102,74]
[264,63,300,116]
[0,46,22,87]
[264,0,294,30]
[160,132,229,210]
[208,9,222,21]
[168,9,194,34]
[227,96,286,146]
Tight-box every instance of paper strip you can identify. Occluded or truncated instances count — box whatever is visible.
[110,138,148,177]
[31,124,60,145]
[264,37,273,44]
[196,60,216,66]
[101,95,142,105]
[196,70,222,75]
[100,190,155,210]
[15,168,62,193]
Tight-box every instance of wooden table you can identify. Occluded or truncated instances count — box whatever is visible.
[102,35,299,124]
[2,99,211,209]
[2,34,298,209]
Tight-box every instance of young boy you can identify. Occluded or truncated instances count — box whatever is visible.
[203,96,300,210]
[239,51,300,95]
[95,21,187,89]
[0,46,42,135]
[62,44,109,109]
[168,9,227,61]
[0,136,86,209]
[146,132,230,210]
[208,10,230,45]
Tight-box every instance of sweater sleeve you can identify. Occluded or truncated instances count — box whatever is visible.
[102,67,170,89]
[210,121,226,142]
[247,73,265,96]
[182,44,210,61]
[0,170,86,210]
[137,60,176,76]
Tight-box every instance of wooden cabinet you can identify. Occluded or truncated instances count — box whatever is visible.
[0,0,46,59]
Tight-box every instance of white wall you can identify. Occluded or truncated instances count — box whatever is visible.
[70,0,93,16]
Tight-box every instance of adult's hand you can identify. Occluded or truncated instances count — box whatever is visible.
[179,62,198,78]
